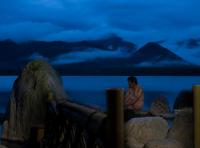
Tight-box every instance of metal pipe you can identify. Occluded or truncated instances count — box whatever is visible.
[106,88,124,148]
[193,85,200,148]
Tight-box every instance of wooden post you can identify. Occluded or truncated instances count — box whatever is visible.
[29,125,44,147]
[106,88,124,148]
[193,85,200,148]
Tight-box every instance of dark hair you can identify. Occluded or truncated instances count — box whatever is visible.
[127,76,138,85]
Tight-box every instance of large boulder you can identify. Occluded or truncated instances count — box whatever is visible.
[149,96,170,116]
[125,117,169,148]
[167,108,193,148]
[1,60,68,141]
[173,90,193,110]
[144,139,183,148]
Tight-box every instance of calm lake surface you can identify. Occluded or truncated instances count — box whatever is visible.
[0,76,199,113]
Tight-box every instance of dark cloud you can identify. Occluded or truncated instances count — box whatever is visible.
[0,0,199,43]
[0,22,63,41]
[177,38,200,49]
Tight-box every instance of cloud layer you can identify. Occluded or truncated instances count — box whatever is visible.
[0,0,200,44]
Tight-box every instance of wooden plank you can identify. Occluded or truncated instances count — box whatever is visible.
[0,113,4,124]
[193,85,200,148]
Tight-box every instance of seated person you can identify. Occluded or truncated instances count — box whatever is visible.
[124,76,144,121]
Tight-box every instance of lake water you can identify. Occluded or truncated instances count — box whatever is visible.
[0,76,199,113]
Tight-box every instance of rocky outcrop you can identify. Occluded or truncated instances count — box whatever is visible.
[144,139,183,148]
[125,117,168,148]
[149,96,170,116]
[1,60,68,141]
[167,108,193,148]
[0,145,7,148]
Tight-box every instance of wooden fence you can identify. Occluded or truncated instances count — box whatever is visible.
[43,89,124,148]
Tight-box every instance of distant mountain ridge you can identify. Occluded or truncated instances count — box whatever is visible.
[1,35,136,58]
[50,42,192,70]
[131,42,190,66]
[0,36,199,75]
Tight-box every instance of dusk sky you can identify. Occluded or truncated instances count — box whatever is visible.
[0,0,199,42]
[0,0,200,66]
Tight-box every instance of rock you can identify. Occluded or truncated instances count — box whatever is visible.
[125,117,169,148]
[144,139,183,148]
[1,60,68,141]
[167,108,193,148]
[149,96,170,116]
[0,145,7,148]
[1,120,9,139]
[173,90,193,110]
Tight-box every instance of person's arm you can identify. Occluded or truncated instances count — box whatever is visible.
[125,89,137,106]
[125,89,133,105]
[129,87,143,105]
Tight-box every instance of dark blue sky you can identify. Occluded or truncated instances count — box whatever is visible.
[0,0,199,42]
[0,0,200,65]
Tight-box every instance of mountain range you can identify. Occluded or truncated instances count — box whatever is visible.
[0,36,200,75]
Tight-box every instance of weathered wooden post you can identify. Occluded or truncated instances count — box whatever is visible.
[106,88,124,148]
[193,85,200,148]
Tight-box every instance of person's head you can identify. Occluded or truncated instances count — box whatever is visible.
[127,76,138,88]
